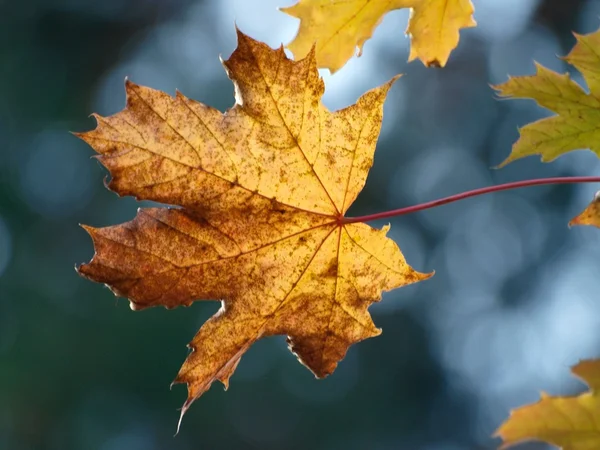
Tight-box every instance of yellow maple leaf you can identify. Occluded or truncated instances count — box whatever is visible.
[495,359,600,450]
[281,0,476,73]
[570,191,600,228]
[76,29,432,427]
[494,27,600,167]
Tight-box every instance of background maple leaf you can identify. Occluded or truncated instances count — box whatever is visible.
[2,1,600,449]
[495,26,600,166]
[570,191,600,228]
[282,0,476,72]
[496,359,600,450]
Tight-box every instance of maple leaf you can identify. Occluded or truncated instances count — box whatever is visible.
[76,30,431,426]
[495,359,600,450]
[494,27,600,167]
[570,191,600,228]
[281,0,476,73]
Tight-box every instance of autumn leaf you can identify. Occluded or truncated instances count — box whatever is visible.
[281,0,476,73]
[494,27,600,167]
[495,359,600,450]
[570,191,600,228]
[76,29,431,427]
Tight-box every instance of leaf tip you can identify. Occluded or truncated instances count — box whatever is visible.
[571,358,600,386]
[492,154,514,169]
[79,223,96,235]
[234,25,251,46]
[425,59,443,68]
[70,130,84,139]
[174,400,191,436]
[422,270,435,281]
[388,73,403,86]
[73,262,85,276]
[489,80,503,93]
[124,78,138,95]
[411,269,434,286]
[278,2,298,16]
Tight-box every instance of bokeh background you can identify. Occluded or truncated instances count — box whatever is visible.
[2,0,600,449]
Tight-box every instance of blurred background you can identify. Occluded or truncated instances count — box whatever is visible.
[2,0,600,449]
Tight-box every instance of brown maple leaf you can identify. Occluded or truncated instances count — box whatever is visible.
[76,29,431,428]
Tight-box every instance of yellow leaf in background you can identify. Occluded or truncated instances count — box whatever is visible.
[495,359,600,450]
[281,0,476,73]
[570,191,600,228]
[76,30,432,427]
[494,28,600,167]
[407,0,476,67]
